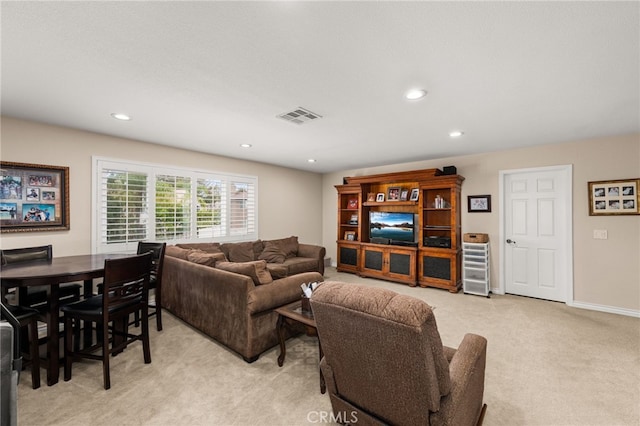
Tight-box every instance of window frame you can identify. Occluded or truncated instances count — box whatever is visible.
[92,156,258,253]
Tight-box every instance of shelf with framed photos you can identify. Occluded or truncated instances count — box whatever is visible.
[336,168,463,288]
[336,183,362,272]
[418,175,465,292]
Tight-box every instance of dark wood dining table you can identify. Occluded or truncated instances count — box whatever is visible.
[0,253,131,386]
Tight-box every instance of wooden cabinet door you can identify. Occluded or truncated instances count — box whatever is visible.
[361,245,386,276]
[337,242,360,273]
[418,248,462,292]
[386,248,417,286]
[360,244,417,286]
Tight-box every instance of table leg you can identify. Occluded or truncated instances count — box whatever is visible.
[46,284,60,386]
[276,314,286,367]
[82,279,93,347]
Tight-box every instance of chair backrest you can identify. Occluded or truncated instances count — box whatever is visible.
[1,245,52,266]
[101,252,152,313]
[311,281,452,425]
[136,242,166,282]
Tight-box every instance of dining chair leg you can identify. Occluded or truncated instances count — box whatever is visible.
[26,316,41,389]
[63,316,73,382]
[101,320,111,390]
[142,310,152,364]
[155,304,162,332]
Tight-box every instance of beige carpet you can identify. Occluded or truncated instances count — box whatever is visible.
[16,268,640,425]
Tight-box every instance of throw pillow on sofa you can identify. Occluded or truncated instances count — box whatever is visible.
[187,251,227,267]
[258,241,287,264]
[221,241,263,262]
[216,260,273,285]
[265,236,299,258]
[166,245,193,260]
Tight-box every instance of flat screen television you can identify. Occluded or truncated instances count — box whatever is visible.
[369,211,415,243]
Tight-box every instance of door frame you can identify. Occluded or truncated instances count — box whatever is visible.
[497,164,574,303]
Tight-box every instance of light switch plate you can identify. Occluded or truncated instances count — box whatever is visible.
[593,229,608,239]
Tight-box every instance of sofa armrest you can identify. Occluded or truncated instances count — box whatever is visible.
[247,271,323,314]
[297,243,326,275]
[431,333,487,426]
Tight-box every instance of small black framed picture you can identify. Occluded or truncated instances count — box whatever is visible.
[468,195,491,213]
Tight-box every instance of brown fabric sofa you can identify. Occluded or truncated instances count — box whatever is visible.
[311,282,487,426]
[161,238,325,362]
[176,236,325,277]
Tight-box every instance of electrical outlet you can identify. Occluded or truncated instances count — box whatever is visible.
[593,229,608,240]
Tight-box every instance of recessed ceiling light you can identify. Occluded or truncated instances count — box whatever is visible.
[240,143,252,148]
[449,130,464,138]
[111,113,131,121]
[307,159,316,163]
[405,89,427,100]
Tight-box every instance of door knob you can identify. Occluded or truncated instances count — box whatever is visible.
[506,239,516,244]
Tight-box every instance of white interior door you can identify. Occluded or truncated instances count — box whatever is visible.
[500,165,573,302]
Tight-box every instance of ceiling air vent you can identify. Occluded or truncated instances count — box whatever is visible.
[277,107,322,125]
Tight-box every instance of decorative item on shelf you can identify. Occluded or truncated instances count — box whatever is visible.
[301,281,321,314]
[409,188,419,201]
[349,214,358,225]
[468,195,491,213]
[367,193,376,202]
[344,231,356,241]
[442,165,457,175]
[463,233,489,243]
[387,187,401,201]
[588,178,639,216]
[434,194,447,209]
[376,193,385,202]
[347,197,358,209]
[400,189,409,201]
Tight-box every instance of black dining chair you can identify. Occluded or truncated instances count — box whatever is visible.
[1,302,41,389]
[0,245,82,309]
[134,242,166,331]
[62,252,153,390]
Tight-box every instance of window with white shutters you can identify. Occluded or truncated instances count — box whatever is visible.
[93,157,257,253]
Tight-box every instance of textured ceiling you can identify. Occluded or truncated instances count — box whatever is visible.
[2,1,638,173]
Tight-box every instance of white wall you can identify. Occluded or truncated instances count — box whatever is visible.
[322,134,640,313]
[0,116,323,254]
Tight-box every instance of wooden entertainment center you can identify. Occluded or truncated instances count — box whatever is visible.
[336,168,464,292]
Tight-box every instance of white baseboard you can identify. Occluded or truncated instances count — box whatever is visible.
[568,300,640,318]
[486,288,639,318]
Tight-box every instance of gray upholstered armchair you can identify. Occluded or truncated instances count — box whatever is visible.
[311,282,487,426]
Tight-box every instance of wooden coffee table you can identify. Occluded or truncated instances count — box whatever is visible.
[275,300,325,394]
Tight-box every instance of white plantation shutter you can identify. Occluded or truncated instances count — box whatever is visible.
[229,179,256,237]
[96,164,150,253]
[196,177,227,238]
[94,158,257,253]
[155,174,192,240]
